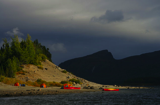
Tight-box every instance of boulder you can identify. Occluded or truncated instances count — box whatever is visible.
[99,87,104,89]
[37,89,41,91]
[83,86,90,89]
[90,86,94,89]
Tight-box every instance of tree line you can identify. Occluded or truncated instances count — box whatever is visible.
[0,34,52,77]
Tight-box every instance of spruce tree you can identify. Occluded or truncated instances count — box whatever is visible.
[10,35,21,59]
[0,34,52,77]
[26,34,36,64]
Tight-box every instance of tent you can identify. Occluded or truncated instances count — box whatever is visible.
[21,84,25,87]
[14,82,19,86]
[40,83,46,88]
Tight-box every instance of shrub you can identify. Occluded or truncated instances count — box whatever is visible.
[61,70,67,73]
[39,54,48,61]
[16,71,26,75]
[48,82,62,87]
[68,72,73,74]
[36,78,46,84]
[20,65,24,68]
[0,76,25,85]
[37,65,43,70]
[60,80,68,84]
[36,78,42,83]
[0,76,5,82]
[0,76,62,87]
[32,82,40,87]
[69,78,81,84]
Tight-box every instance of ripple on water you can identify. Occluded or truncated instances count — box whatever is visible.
[0,89,160,105]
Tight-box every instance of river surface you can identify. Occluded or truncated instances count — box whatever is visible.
[0,88,160,105]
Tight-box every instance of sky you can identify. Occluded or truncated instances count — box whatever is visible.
[1,0,160,65]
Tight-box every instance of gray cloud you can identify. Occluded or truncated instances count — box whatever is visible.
[6,27,24,36]
[91,10,124,23]
[49,43,67,53]
[5,27,24,42]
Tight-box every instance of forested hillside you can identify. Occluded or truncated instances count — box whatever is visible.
[0,34,52,77]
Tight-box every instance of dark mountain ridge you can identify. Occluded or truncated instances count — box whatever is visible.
[59,50,160,86]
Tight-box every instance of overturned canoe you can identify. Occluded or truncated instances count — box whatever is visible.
[63,87,81,89]
[62,84,81,89]
[103,88,119,91]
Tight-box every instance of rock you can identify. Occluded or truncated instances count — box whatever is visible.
[26,77,29,81]
[99,87,104,89]
[83,86,90,89]
[66,76,70,79]
[90,86,94,89]
[73,82,76,85]
[37,89,41,91]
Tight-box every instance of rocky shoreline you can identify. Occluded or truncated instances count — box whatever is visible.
[0,88,101,97]
[0,85,152,97]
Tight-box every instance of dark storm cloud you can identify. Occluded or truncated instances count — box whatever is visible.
[91,10,124,23]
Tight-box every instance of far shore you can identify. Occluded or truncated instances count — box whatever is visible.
[0,84,153,97]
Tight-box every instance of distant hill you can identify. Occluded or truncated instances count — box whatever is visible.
[59,50,160,86]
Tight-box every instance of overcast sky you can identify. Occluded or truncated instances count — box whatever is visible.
[1,0,160,65]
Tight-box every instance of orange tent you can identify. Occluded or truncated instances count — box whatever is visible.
[40,83,46,88]
[63,84,72,87]
[14,82,19,86]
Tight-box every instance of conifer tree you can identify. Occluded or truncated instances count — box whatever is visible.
[2,38,12,60]
[5,58,17,77]
[26,34,36,64]
[20,47,30,64]
[33,39,52,62]
[10,35,21,59]
[0,34,52,77]
[0,65,4,76]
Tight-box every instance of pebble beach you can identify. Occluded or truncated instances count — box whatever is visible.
[0,82,151,97]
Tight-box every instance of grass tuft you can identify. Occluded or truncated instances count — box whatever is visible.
[61,70,67,73]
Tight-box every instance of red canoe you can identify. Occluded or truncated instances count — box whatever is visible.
[64,87,81,89]
[103,88,119,91]
[63,83,81,89]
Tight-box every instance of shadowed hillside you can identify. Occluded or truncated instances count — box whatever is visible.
[59,50,160,86]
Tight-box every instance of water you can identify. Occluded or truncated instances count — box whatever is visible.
[0,88,160,105]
